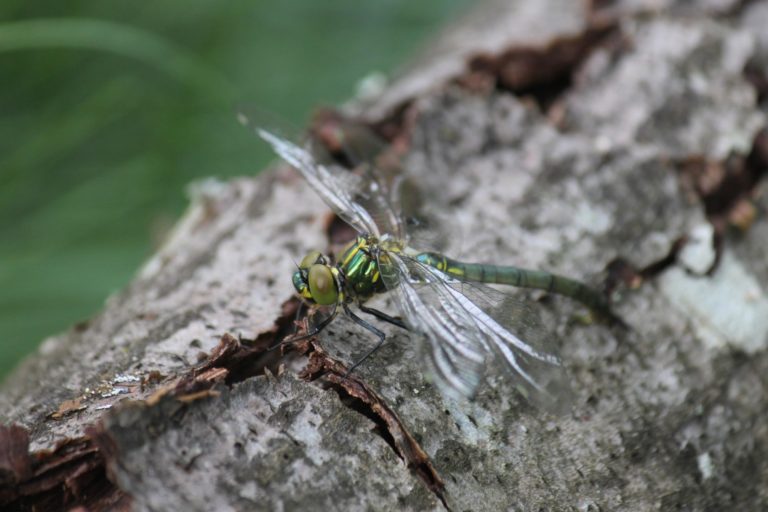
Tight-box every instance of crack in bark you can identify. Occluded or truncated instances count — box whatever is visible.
[183,315,450,508]
[462,22,619,114]
[162,292,450,508]
[3,295,447,511]
[605,236,689,293]
[0,300,298,511]
[138,324,450,509]
[368,16,623,141]
[606,127,768,291]
[676,128,768,233]
[0,427,129,511]
[745,63,768,105]
[297,341,449,510]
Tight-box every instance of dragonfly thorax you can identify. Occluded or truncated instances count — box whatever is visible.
[336,235,386,301]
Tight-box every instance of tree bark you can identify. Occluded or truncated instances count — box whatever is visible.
[2,1,768,510]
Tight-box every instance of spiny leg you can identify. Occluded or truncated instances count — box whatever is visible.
[268,303,337,352]
[359,304,407,330]
[343,302,387,376]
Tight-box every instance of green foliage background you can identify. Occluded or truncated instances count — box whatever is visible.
[0,1,466,378]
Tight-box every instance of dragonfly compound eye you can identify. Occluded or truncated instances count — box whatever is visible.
[292,270,312,301]
[308,264,338,306]
[299,250,325,269]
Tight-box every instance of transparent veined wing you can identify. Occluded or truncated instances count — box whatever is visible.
[378,250,572,413]
[378,248,487,398]
[238,109,404,240]
[306,112,409,241]
[309,112,451,252]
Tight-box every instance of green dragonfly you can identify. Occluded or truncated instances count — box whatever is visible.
[247,118,611,409]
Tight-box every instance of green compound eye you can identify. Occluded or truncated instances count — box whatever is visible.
[299,250,323,270]
[292,270,311,300]
[308,264,338,306]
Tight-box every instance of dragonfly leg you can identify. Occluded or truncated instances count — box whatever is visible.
[359,304,407,330]
[342,303,387,376]
[267,303,337,352]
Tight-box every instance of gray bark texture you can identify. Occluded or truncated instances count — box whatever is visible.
[2,1,768,510]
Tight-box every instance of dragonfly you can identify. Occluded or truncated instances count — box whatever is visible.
[244,115,611,410]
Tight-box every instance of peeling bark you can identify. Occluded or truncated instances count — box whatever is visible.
[3,1,768,510]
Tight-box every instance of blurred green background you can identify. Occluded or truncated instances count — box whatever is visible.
[0,1,467,379]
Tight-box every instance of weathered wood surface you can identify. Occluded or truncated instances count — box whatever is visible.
[2,1,768,510]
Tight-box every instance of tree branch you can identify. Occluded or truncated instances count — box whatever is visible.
[2,1,768,510]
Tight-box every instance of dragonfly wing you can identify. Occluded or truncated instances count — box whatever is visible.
[304,111,407,240]
[439,275,573,413]
[353,162,406,241]
[240,110,404,239]
[256,128,381,235]
[378,251,487,398]
[379,251,571,412]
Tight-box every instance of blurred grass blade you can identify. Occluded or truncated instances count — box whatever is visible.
[0,17,233,99]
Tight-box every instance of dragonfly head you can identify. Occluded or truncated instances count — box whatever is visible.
[292,250,340,306]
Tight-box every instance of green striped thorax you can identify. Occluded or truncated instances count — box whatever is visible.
[292,235,387,306]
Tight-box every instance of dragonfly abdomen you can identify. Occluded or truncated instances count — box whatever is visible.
[415,251,610,314]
